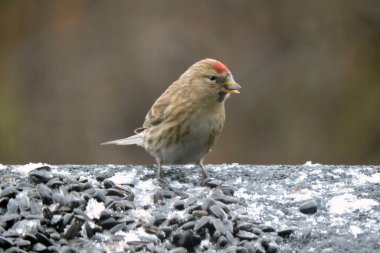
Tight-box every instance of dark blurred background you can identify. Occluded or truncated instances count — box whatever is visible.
[1,1,380,165]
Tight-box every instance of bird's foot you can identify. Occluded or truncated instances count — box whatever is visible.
[157,177,170,187]
[156,176,189,198]
[168,185,189,198]
[201,177,219,188]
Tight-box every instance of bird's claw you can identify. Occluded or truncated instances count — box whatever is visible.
[201,177,219,188]
[157,177,169,187]
[156,177,189,198]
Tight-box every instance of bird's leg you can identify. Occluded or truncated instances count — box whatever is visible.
[155,159,188,196]
[156,158,169,186]
[199,160,219,187]
[200,164,209,181]
[156,158,164,179]
[198,160,210,182]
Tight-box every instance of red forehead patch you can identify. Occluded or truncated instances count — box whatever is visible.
[213,61,229,73]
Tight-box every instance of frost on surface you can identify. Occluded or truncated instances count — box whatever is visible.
[16,162,51,173]
[116,231,140,242]
[352,172,380,184]
[16,191,30,211]
[133,178,158,208]
[327,194,378,215]
[108,170,137,185]
[2,163,379,252]
[12,219,41,235]
[117,227,159,244]
[85,198,105,219]
[350,225,363,237]
[303,161,322,167]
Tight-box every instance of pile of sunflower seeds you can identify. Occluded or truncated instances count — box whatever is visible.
[0,164,312,253]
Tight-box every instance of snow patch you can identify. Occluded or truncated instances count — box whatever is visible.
[350,225,363,237]
[332,168,345,174]
[289,188,317,202]
[211,163,239,172]
[234,176,243,184]
[116,231,140,242]
[133,179,158,207]
[117,227,158,244]
[328,194,378,215]
[12,219,41,235]
[182,164,196,169]
[0,164,6,170]
[169,180,192,189]
[303,161,322,167]
[295,172,308,183]
[235,187,252,199]
[353,172,380,185]
[85,198,105,219]
[129,208,152,222]
[246,202,264,217]
[199,239,212,251]
[16,162,51,173]
[108,170,137,185]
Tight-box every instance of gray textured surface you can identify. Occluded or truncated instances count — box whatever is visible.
[1,163,380,252]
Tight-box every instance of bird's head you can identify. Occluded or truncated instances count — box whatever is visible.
[180,59,241,103]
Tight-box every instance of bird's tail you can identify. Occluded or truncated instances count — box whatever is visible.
[101,133,144,147]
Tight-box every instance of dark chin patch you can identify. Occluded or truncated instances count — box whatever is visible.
[217,92,227,102]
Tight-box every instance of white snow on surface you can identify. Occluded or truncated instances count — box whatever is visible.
[235,187,253,199]
[328,194,378,215]
[85,198,105,219]
[209,163,239,172]
[288,188,318,202]
[199,239,212,251]
[116,231,140,242]
[129,208,152,222]
[133,178,159,208]
[118,227,158,243]
[309,167,323,175]
[16,191,30,210]
[350,225,363,237]
[169,180,193,189]
[0,164,6,170]
[16,162,51,173]
[245,203,264,217]
[332,168,346,174]
[12,219,41,235]
[303,161,322,167]
[108,170,137,185]
[294,172,308,184]
[182,164,197,169]
[353,172,380,185]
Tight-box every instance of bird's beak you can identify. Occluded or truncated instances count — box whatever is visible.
[223,80,241,94]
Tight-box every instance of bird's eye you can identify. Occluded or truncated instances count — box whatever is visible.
[209,75,217,81]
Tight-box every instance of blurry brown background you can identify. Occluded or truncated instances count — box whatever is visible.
[1,1,379,165]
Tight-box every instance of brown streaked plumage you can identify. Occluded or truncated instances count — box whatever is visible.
[102,59,241,182]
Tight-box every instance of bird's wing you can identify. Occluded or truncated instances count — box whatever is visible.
[140,81,180,130]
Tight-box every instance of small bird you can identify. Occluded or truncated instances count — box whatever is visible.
[102,59,241,182]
